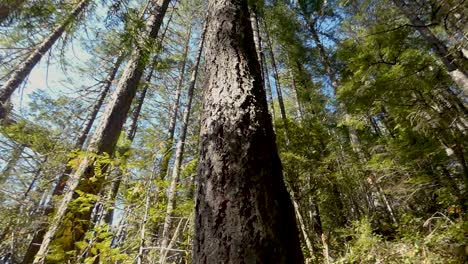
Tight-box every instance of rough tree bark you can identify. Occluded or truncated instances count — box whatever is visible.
[31,0,171,262]
[159,21,207,264]
[0,0,91,120]
[193,0,304,263]
[392,0,468,96]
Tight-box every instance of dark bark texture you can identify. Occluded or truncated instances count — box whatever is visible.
[193,1,304,263]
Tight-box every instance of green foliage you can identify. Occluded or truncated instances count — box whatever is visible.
[1,0,467,262]
[338,215,467,263]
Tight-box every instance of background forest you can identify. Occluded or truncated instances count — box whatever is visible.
[0,0,467,263]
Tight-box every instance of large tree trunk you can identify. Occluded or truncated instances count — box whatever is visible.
[159,21,207,264]
[0,0,91,119]
[193,1,304,263]
[21,54,123,264]
[31,1,171,262]
[392,0,468,96]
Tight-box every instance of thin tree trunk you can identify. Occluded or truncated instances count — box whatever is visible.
[309,19,339,91]
[103,8,174,225]
[193,1,303,263]
[159,21,207,263]
[290,71,303,120]
[290,192,314,259]
[158,24,192,180]
[32,1,171,262]
[453,142,468,188]
[84,79,150,251]
[250,5,264,81]
[392,0,468,96]
[263,19,287,122]
[137,172,155,264]
[53,54,124,196]
[102,82,148,225]
[263,53,276,120]
[111,209,129,248]
[23,159,45,199]
[21,54,123,264]
[1,143,24,179]
[0,0,91,119]
[309,17,397,223]
[251,8,276,121]
[310,199,331,264]
[160,217,185,264]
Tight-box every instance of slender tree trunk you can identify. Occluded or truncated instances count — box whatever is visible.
[391,0,468,96]
[54,54,124,196]
[1,143,24,179]
[251,8,276,121]
[250,6,264,81]
[103,9,174,225]
[290,71,303,120]
[158,25,192,180]
[309,17,397,223]
[309,20,339,91]
[263,53,276,120]
[111,209,128,248]
[263,19,287,122]
[310,199,331,264]
[23,158,46,199]
[0,0,91,119]
[453,142,468,188]
[193,1,304,263]
[159,21,206,263]
[137,172,155,264]
[290,191,314,258]
[85,79,150,249]
[21,54,123,264]
[32,1,171,262]
[160,217,185,264]
[102,82,148,225]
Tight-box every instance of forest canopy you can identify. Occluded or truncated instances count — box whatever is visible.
[0,0,467,263]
